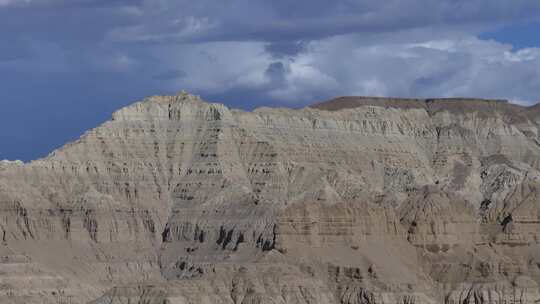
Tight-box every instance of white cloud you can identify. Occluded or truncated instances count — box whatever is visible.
[257,36,540,104]
[152,41,272,93]
[137,35,540,105]
[409,40,457,52]
[267,59,339,102]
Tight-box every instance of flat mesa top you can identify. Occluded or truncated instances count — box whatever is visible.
[310,96,511,111]
[309,96,540,122]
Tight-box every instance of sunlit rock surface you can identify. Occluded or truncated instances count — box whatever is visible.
[1,91,540,303]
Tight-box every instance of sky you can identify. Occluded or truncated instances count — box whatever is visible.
[1,0,540,161]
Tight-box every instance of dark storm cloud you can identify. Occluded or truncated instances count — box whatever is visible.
[153,69,187,80]
[265,41,309,58]
[0,0,142,8]
[2,0,540,60]
[105,0,540,43]
[264,62,287,86]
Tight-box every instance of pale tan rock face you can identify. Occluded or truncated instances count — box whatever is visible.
[1,91,540,303]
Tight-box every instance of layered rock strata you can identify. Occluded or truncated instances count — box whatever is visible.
[1,92,540,303]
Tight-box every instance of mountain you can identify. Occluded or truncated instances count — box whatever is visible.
[1,91,540,303]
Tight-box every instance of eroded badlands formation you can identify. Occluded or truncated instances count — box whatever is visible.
[1,92,540,303]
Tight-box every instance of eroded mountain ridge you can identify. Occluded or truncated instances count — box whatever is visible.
[1,91,540,303]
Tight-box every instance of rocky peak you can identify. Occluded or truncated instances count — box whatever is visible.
[110,90,229,122]
[146,90,204,104]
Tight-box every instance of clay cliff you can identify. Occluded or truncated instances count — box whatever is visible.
[1,91,540,303]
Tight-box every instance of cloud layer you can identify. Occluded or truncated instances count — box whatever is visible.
[1,0,540,160]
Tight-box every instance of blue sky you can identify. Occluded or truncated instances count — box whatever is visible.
[1,0,540,161]
[481,21,540,49]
